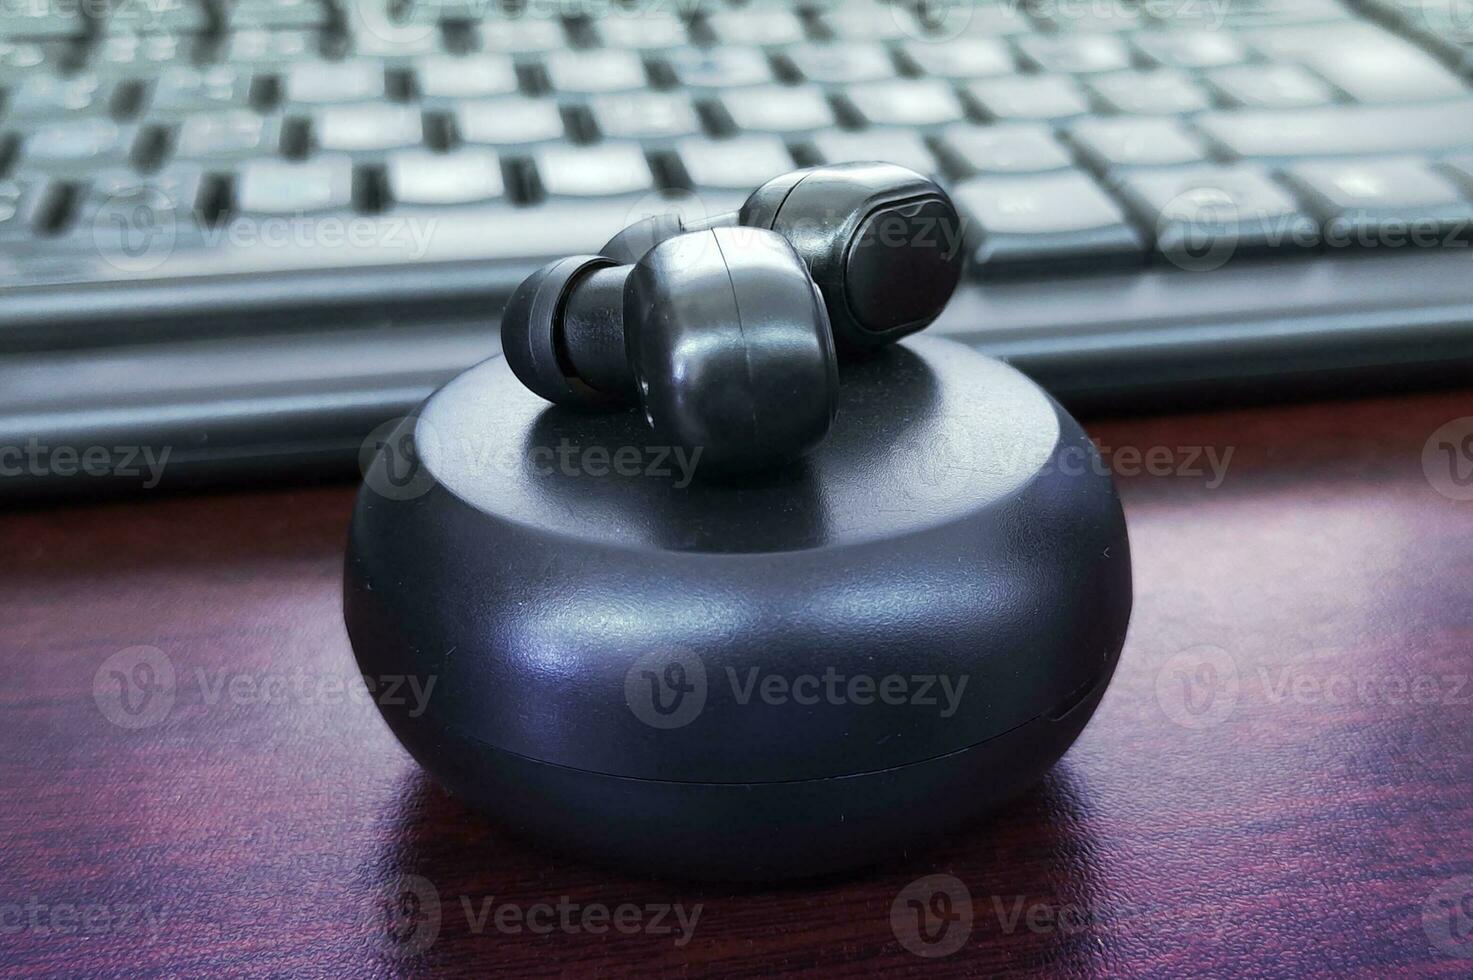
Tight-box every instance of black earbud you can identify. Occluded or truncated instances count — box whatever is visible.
[601,162,965,351]
[500,163,964,473]
[501,226,838,473]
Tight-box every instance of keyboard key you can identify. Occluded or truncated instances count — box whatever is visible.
[1243,20,1403,61]
[387,148,504,205]
[954,170,1144,272]
[1016,34,1132,75]
[704,8,807,46]
[1132,30,1249,69]
[147,65,253,114]
[1281,158,1473,247]
[914,1,1030,36]
[221,27,315,65]
[1444,155,1473,194]
[588,92,702,141]
[899,37,1013,79]
[173,110,279,160]
[1029,2,1142,32]
[534,142,654,197]
[1086,70,1211,116]
[313,104,424,153]
[1068,117,1209,170]
[811,129,939,176]
[675,135,795,190]
[347,20,443,61]
[716,84,835,135]
[781,42,896,85]
[455,97,566,145]
[226,0,330,30]
[1172,0,1350,28]
[1302,42,1467,103]
[0,40,49,73]
[412,54,519,100]
[587,12,689,50]
[236,156,355,214]
[0,0,83,38]
[1116,165,1318,267]
[92,33,195,74]
[283,59,386,104]
[1245,20,1468,102]
[1392,0,1473,69]
[477,16,567,54]
[1206,64,1338,109]
[966,75,1090,121]
[113,0,209,33]
[1197,102,1473,160]
[843,79,966,128]
[819,4,913,42]
[935,122,1072,176]
[665,47,774,89]
[18,118,135,173]
[388,0,462,23]
[75,167,207,255]
[373,0,450,20]
[544,48,648,93]
[5,74,109,118]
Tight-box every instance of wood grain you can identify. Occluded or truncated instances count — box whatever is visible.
[3,388,1473,978]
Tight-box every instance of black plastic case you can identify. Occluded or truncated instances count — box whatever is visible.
[345,337,1132,880]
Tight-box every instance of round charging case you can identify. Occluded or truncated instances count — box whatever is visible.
[344,336,1132,880]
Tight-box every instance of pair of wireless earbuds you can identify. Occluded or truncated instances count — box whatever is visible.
[500,163,966,471]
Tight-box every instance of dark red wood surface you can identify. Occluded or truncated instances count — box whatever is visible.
[3,388,1473,978]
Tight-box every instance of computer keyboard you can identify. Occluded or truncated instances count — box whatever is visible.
[2,0,1473,493]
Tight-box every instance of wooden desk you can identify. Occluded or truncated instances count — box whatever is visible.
[4,389,1473,977]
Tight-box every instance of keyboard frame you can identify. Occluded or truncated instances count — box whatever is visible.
[2,243,1471,497]
[4,0,1473,495]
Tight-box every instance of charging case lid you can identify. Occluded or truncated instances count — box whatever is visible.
[345,337,1132,784]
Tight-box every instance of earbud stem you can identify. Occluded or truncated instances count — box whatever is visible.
[681,210,740,234]
[560,266,632,399]
[600,211,741,264]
